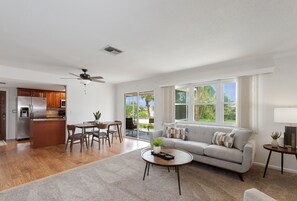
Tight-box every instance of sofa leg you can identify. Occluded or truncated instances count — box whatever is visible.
[238,173,244,182]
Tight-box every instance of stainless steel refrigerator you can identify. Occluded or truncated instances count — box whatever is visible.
[16,96,46,140]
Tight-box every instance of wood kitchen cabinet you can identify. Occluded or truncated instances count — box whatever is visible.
[17,88,32,96]
[32,90,45,97]
[18,88,66,109]
[55,92,61,108]
[46,92,55,108]
[61,92,66,100]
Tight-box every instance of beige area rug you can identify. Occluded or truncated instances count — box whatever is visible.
[0,140,7,146]
[0,149,296,201]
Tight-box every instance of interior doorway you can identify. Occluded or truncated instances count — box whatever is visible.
[0,91,6,141]
[125,91,154,141]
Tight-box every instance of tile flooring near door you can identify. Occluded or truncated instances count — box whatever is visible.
[0,138,149,192]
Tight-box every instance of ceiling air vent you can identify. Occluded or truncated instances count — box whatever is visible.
[103,45,123,55]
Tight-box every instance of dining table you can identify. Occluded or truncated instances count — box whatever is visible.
[74,121,123,147]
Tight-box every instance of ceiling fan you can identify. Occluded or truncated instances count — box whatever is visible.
[62,69,105,84]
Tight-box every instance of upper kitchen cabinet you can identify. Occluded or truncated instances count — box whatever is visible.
[17,88,32,96]
[55,92,61,108]
[18,88,65,109]
[61,92,66,100]
[46,91,65,109]
[46,92,55,108]
[32,90,45,97]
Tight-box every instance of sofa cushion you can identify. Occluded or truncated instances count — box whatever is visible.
[204,145,243,163]
[175,141,209,155]
[223,132,235,148]
[161,137,182,148]
[232,128,252,151]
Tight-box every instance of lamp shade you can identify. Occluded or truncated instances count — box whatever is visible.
[80,80,91,85]
[274,108,297,124]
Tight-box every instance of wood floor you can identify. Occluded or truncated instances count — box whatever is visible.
[0,138,149,192]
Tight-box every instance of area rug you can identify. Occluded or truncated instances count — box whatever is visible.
[0,140,6,146]
[0,149,296,201]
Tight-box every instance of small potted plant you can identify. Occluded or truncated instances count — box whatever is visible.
[152,137,164,154]
[93,110,101,124]
[271,131,281,148]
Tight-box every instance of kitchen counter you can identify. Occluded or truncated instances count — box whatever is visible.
[30,119,66,148]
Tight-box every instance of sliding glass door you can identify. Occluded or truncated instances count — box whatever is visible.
[125,91,154,141]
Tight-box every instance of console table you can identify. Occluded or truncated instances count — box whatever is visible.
[263,144,297,178]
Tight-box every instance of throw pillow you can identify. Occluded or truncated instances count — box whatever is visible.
[163,122,176,137]
[211,132,226,145]
[174,128,188,141]
[223,132,235,148]
[164,127,176,138]
[232,128,252,151]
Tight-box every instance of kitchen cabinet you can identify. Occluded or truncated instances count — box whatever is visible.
[17,88,32,96]
[32,90,45,97]
[55,92,61,108]
[61,92,66,100]
[46,92,55,108]
[18,88,65,109]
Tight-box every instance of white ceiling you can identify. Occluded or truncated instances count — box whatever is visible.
[0,0,297,84]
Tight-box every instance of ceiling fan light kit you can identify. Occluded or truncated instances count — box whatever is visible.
[80,79,91,85]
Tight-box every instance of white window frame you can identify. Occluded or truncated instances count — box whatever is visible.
[174,87,189,122]
[174,79,237,126]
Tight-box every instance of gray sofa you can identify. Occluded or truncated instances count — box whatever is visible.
[150,123,255,181]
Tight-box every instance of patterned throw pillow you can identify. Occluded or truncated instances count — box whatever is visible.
[212,132,226,145]
[212,131,235,148]
[223,132,235,148]
[177,128,188,141]
[165,127,176,138]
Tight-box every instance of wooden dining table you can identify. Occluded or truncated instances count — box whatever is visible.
[74,121,123,147]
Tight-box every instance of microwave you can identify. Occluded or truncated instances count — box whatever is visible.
[60,99,66,108]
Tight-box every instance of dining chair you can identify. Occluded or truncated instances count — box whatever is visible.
[108,120,122,143]
[83,121,96,146]
[65,124,88,152]
[91,123,110,149]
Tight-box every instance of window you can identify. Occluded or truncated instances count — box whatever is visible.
[175,88,189,121]
[223,82,236,123]
[194,84,216,122]
[175,80,237,125]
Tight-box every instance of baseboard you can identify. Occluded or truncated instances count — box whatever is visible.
[253,162,297,174]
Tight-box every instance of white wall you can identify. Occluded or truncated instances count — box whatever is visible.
[255,54,297,172]
[115,54,297,172]
[0,65,115,139]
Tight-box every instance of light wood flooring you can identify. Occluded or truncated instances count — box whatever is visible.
[0,138,149,192]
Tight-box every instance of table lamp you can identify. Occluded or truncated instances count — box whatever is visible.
[274,108,297,149]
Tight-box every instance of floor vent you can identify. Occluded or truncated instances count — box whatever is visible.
[103,45,123,55]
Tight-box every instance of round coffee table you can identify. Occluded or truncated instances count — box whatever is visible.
[141,148,193,195]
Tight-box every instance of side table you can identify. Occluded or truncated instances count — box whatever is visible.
[263,144,297,178]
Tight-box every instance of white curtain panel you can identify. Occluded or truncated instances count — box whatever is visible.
[162,86,175,124]
[237,76,259,133]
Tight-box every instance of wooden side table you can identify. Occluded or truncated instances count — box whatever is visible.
[263,144,297,178]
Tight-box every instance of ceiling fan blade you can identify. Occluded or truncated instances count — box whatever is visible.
[69,73,80,77]
[91,79,105,83]
[60,77,78,79]
[89,76,104,79]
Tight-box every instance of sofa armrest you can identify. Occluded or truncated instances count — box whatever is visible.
[241,139,256,173]
[149,130,163,145]
[244,188,276,201]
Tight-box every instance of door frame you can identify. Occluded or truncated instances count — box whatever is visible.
[0,88,8,141]
[124,90,155,140]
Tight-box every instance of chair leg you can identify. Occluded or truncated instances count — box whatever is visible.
[85,136,88,148]
[80,139,83,152]
[91,135,94,147]
[107,135,111,147]
[98,137,101,150]
[65,138,69,150]
[70,139,73,152]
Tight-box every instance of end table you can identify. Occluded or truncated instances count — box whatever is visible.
[263,144,297,178]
